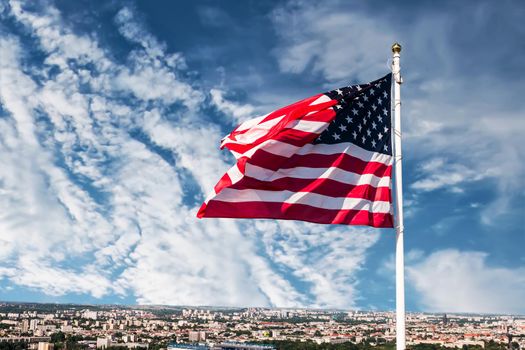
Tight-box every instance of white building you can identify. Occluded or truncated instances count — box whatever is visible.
[96,338,113,349]
[37,343,54,350]
[188,331,206,342]
[83,311,98,320]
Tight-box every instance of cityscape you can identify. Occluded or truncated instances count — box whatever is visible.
[0,303,524,350]
[0,2,524,350]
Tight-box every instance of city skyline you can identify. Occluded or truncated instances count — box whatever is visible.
[0,0,524,313]
[0,301,524,349]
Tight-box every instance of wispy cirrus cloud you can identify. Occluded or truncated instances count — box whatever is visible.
[0,0,378,308]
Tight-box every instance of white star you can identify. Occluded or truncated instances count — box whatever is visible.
[384,144,388,152]
[377,98,383,105]
[383,91,388,98]
[363,118,367,125]
[371,140,376,147]
[378,115,383,122]
[372,121,377,129]
[367,129,371,136]
[367,110,371,118]
[339,124,347,132]
[370,88,375,95]
[383,108,388,116]
[335,88,343,95]
[352,131,357,139]
[345,116,353,123]
[335,104,342,110]
[378,133,383,140]
[357,101,364,108]
[332,132,340,140]
[371,104,377,111]
[352,108,358,115]
[384,126,389,133]
[362,135,366,143]
[358,124,363,132]
[363,95,369,101]
[357,86,362,91]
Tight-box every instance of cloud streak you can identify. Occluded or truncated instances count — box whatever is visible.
[0,0,378,308]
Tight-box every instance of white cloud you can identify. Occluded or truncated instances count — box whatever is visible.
[271,0,525,225]
[407,249,525,314]
[256,220,380,308]
[210,88,256,124]
[0,0,379,308]
[411,158,491,193]
[271,1,394,85]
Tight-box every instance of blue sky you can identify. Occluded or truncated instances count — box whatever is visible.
[0,0,524,314]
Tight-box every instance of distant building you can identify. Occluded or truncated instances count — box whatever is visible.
[443,314,448,325]
[61,325,73,333]
[168,343,275,350]
[123,335,136,343]
[97,338,113,349]
[124,343,148,349]
[0,337,51,344]
[188,331,206,343]
[168,344,208,350]
[21,320,30,333]
[217,343,276,350]
[37,343,54,350]
[83,311,98,320]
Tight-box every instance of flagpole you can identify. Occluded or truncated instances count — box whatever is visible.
[392,42,406,350]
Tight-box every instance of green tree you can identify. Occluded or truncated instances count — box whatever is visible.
[51,332,66,343]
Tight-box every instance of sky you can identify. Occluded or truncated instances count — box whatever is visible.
[0,0,524,314]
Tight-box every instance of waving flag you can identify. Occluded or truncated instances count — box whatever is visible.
[198,74,393,228]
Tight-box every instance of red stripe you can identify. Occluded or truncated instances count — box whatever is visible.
[200,201,394,228]
[214,172,233,194]
[248,149,392,177]
[229,176,392,202]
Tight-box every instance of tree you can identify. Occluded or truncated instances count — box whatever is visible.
[51,332,66,343]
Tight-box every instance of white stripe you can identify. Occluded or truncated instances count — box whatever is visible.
[297,143,392,165]
[310,94,332,105]
[244,139,392,166]
[221,115,285,147]
[285,119,329,133]
[227,164,244,184]
[205,164,244,202]
[213,188,391,213]
[234,113,270,132]
[235,95,330,132]
[244,163,391,188]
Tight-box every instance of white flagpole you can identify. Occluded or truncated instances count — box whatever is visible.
[392,42,406,350]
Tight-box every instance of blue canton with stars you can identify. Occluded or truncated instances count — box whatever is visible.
[314,74,392,156]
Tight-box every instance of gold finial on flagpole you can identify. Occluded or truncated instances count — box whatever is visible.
[392,42,402,53]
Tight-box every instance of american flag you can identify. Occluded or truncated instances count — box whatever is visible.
[197,74,394,228]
